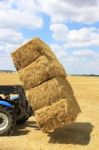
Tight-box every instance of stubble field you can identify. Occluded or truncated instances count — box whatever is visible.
[0,73,99,150]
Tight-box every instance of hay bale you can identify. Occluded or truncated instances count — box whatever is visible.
[19,55,66,90]
[26,77,67,111]
[26,77,80,111]
[35,99,80,132]
[11,38,57,70]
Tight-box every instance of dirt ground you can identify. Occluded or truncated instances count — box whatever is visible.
[0,73,99,150]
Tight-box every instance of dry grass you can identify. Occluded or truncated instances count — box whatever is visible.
[11,38,57,70]
[12,38,79,132]
[0,73,99,150]
[35,98,80,132]
[0,72,21,85]
[26,77,80,112]
[19,55,66,90]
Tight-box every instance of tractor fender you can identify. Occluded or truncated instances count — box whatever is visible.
[0,101,13,108]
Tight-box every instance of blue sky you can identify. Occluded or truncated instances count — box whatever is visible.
[0,0,99,74]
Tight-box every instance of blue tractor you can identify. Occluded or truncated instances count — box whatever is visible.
[0,85,33,136]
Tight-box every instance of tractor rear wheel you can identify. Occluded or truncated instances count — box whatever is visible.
[0,106,16,136]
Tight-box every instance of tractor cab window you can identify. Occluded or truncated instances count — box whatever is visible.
[10,94,19,101]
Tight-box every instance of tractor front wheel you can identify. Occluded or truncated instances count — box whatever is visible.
[0,106,16,136]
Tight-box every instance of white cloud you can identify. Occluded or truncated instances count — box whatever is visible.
[66,27,99,48]
[50,43,68,59]
[49,42,99,74]
[0,0,43,49]
[0,0,99,74]
[0,0,43,70]
[66,0,98,7]
[50,23,68,41]
[0,56,15,70]
[50,23,99,48]
[0,0,43,29]
[0,28,23,44]
[39,0,99,23]
[0,27,23,59]
[72,49,98,57]
[64,56,99,74]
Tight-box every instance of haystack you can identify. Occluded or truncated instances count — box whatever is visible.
[25,77,80,111]
[19,55,66,90]
[11,38,57,70]
[26,77,67,111]
[35,99,80,132]
[11,37,81,132]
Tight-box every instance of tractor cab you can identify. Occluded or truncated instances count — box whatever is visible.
[0,85,33,135]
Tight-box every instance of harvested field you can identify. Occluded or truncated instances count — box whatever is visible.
[0,72,21,85]
[0,73,99,150]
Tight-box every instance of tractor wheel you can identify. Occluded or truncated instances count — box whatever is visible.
[0,106,16,136]
[16,116,28,124]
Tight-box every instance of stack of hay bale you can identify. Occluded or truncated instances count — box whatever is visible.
[11,38,81,132]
